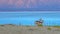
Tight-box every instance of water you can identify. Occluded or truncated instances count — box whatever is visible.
[0,11,60,26]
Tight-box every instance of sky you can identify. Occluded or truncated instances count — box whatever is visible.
[0,0,60,10]
[0,11,60,26]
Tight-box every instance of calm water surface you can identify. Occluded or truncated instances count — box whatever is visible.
[0,11,60,26]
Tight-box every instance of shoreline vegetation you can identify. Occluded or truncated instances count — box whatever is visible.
[0,19,60,34]
[0,24,60,28]
[0,24,60,34]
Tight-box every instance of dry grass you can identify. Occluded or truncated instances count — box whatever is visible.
[53,26,60,28]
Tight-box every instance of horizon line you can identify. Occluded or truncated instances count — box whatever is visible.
[0,11,60,13]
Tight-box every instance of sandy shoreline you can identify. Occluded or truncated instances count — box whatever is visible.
[0,25,60,34]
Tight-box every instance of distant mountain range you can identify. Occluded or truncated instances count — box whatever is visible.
[0,0,60,11]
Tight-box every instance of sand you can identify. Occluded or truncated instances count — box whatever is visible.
[0,25,60,34]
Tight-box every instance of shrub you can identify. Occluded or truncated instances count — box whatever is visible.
[0,25,4,26]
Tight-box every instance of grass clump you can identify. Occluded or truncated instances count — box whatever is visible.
[53,26,60,28]
[26,25,31,27]
[38,24,43,27]
[47,27,51,30]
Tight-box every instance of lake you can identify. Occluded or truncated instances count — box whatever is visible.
[0,11,60,26]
